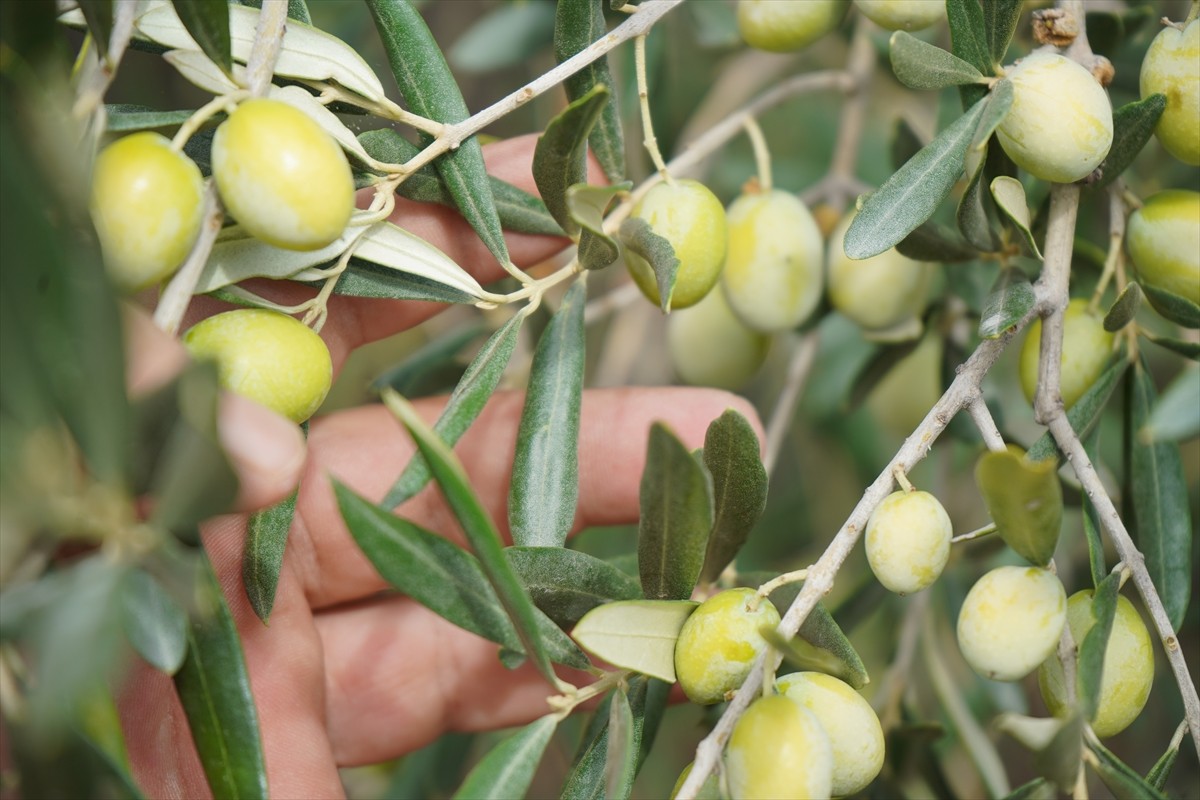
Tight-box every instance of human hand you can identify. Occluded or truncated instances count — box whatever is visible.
[120,134,762,799]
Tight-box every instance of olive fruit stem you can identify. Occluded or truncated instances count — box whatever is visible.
[892,467,914,493]
[950,522,998,544]
[741,116,772,192]
[170,90,250,151]
[634,34,672,183]
[754,569,808,601]
[1086,185,1128,316]
[546,669,629,720]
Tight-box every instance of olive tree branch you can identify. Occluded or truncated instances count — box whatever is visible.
[763,332,820,477]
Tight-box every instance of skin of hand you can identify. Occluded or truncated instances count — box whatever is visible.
[119,134,764,799]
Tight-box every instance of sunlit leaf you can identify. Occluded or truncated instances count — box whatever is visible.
[990,176,1042,258]
[698,409,767,584]
[571,600,698,682]
[889,31,986,89]
[450,715,557,800]
[975,445,1062,566]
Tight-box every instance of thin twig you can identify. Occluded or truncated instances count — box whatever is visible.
[967,395,1007,452]
[762,332,820,477]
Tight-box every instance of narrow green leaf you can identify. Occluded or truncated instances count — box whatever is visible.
[698,410,768,584]
[1027,359,1128,462]
[970,78,1013,153]
[561,677,668,800]
[990,176,1042,259]
[336,482,588,669]
[1103,282,1142,332]
[175,555,267,800]
[1146,723,1185,790]
[637,423,713,600]
[1003,777,1054,800]
[448,2,556,73]
[382,732,473,800]
[506,546,643,629]
[1141,367,1200,443]
[978,267,1035,339]
[845,95,988,259]
[366,0,510,268]
[1144,334,1200,361]
[957,146,999,252]
[555,0,625,181]
[796,603,870,689]
[104,105,200,132]
[982,0,1021,68]
[889,31,986,89]
[382,389,565,684]
[1093,94,1166,190]
[383,313,524,508]
[1141,282,1200,329]
[171,0,232,76]
[894,221,979,262]
[236,0,311,24]
[975,445,1063,566]
[570,600,698,682]
[1088,737,1169,800]
[605,688,636,800]
[534,85,611,235]
[1129,361,1192,629]
[372,324,486,396]
[242,489,295,624]
[947,0,991,108]
[78,0,114,57]
[509,280,586,547]
[1082,434,1107,588]
[451,715,557,800]
[569,181,630,270]
[120,568,188,675]
[619,217,678,313]
[1076,574,1120,722]
[328,261,480,304]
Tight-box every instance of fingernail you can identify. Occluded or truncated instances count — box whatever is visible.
[218,393,307,507]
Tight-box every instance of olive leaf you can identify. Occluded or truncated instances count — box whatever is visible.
[1143,334,1200,361]
[895,221,978,263]
[1140,368,1200,443]
[983,0,1022,68]
[889,31,986,90]
[1093,94,1166,190]
[450,715,558,800]
[554,0,625,181]
[1141,282,1200,329]
[170,0,231,77]
[570,600,698,682]
[946,0,991,108]
[619,217,678,313]
[77,0,114,58]
[533,84,611,236]
[698,409,768,584]
[104,104,197,132]
[242,490,295,624]
[569,182,630,270]
[1088,737,1169,800]
[1103,282,1142,332]
[506,547,642,629]
[120,568,188,675]
[561,677,668,800]
[974,445,1063,567]
[604,687,636,800]
[1075,574,1120,723]
[978,268,1035,339]
[990,176,1042,259]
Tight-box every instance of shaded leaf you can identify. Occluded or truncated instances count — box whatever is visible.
[1093,94,1166,190]
[1082,435,1107,588]
[451,716,557,800]
[336,482,588,669]
[619,217,678,313]
[1003,778,1054,800]
[895,221,978,262]
[236,0,311,25]
[328,260,481,304]
[947,0,990,108]
[1141,281,1200,329]
[605,688,636,800]
[889,31,985,89]
[78,0,114,57]
[383,313,525,508]
[382,732,474,800]
[957,145,999,252]
[1144,334,1200,361]
[1027,360,1128,462]
[367,0,510,267]
[845,95,988,259]
[975,445,1062,566]
[120,568,188,675]
[1076,573,1120,722]
[1146,724,1185,790]
[555,0,625,181]
[637,423,712,600]
[847,337,924,410]
[506,546,643,629]
[796,603,870,689]
[570,600,698,682]
[1033,712,1083,790]
[371,323,486,396]
[1140,367,1200,443]
[569,182,630,270]
[978,267,1035,339]
[175,555,267,800]
[449,1,555,73]
[104,104,199,132]
[1088,737,1169,800]
[983,0,1022,68]
[990,175,1041,258]
[970,78,1013,153]
[171,0,231,76]
[891,116,925,171]
[698,410,768,584]
[561,676,668,800]
[1103,282,1141,332]
[534,84,610,235]
[1129,361,1192,629]
[242,489,295,624]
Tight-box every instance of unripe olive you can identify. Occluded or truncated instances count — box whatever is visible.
[864,489,952,595]
[737,0,847,53]
[90,131,204,292]
[669,761,720,800]
[996,52,1113,184]
[1037,591,1155,738]
[726,694,834,800]
[776,672,884,796]
[827,210,934,331]
[865,332,943,435]
[1140,19,1199,165]
[1126,189,1200,307]
[1019,298,1114,410]
[854,0,945,31]
[625,179,728,310]
[674,588,780,705]
[183,309,332,423]
[668,285,770,391]
[957,566,1067,682]
[722,189,824,332]
[212,98,354,251]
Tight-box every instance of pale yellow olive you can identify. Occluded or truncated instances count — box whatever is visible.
[1019,298,1114,410]
[669,761,720,800]
[90,131,204,292]
[854,0,945,31]
[776,672,885,796]
[212,98,354,251]
[865,489,952,595]
[1038,591,1155,738]
[827,210,934,331]
[956,566,1067,682]
[737,0,847,53]
[726,694,834,800]
[183,309,333,423]
[1140,19,1199,165]
[674,588,780,705]
[996,52,1113,183]
[722,189,824,333]
[865,332,943,435]
[625,179,728,310]
[668,285,770,391]
[1126,189,1200,307]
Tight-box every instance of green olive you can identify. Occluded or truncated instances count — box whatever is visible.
[956,566,1067,682]
[854,0,945,31]
[674,588,780,705]
[183,309,333,423]
[212,98,354,251]
[625,179,728,310]
[996,52,1113,183]
[726,694,834,800]
[737,0,847,53]
[722,189,825,333]
[1140,19,1199,165]
[89,131,204,292]
[1126,189,1200,307]
[667,285,771,391]
[1038,591,1155,738]
[827,210,933,331]
[865,489,953,595]
[1019,298,1114,410]
[669,761,721,800]
[776,672,884,796]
